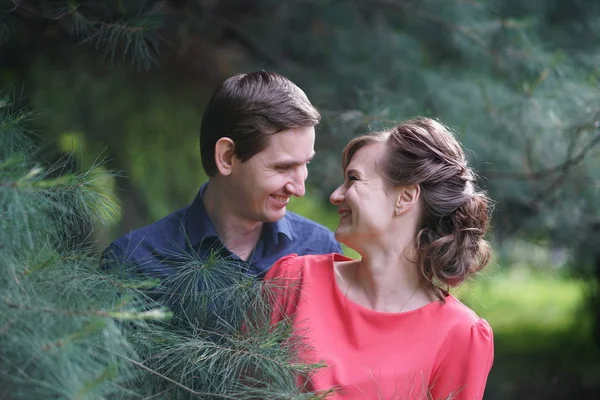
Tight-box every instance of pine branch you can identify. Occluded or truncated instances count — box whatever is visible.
[9,0,164,70]
[371,0,498,59]
[483,120,600,180]
[215,16,297,71]
[119,353,241,399]
[1,106,326,397]
[3,299,172,321]
[86,15,163,70]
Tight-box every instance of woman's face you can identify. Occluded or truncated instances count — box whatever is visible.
[329,142,397,249]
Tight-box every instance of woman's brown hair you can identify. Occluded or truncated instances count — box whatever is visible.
[342,117,491,294]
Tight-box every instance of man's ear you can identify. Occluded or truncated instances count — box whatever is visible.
[214,137,236,176]
[394,184,421,215]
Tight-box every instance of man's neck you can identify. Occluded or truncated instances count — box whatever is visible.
[202,181,263,261]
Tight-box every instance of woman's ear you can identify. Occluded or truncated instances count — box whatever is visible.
[214,137,236,176]
[394,184,421,215]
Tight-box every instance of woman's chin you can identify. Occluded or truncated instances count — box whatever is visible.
[334,228,353,245]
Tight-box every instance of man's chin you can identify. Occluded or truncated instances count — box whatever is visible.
[262,208,287,223]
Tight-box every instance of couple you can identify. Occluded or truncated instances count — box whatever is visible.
[103,72,493,399]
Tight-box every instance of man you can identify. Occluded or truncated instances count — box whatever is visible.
[101,71,341,280]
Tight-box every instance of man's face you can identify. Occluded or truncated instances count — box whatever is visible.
[229,126,316,223]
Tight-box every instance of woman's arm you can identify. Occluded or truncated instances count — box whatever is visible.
[430,318,494,400]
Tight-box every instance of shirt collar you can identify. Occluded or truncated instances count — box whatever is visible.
[186,183,219,246]
[187,182,294,246]
[272,213,294,242]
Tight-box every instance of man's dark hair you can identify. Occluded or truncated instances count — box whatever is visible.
[200,71,321,176]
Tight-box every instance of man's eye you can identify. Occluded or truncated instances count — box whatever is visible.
[348,175,359,181]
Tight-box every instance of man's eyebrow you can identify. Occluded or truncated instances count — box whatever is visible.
[274,152,316,167]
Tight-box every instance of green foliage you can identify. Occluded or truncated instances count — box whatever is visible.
[7,0,599,265]
[0,96,156,398]
[0,96,327,399]
[28,59,209,231]
[276,0,600,281]
[459,267,585,334]
[457,256,600,399]
[1,0,163,70]
[3,1,600,396]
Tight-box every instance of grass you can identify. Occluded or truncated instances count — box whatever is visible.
[458,269,599,400]
[456,268,587,335]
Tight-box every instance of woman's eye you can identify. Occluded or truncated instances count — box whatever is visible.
[348,175,359,181]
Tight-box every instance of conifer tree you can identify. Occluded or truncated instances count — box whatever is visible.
[3,0,600,396]
[0,96,168,398]
[0,96,327,399]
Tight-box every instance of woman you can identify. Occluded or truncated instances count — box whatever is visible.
[266,117,494,400]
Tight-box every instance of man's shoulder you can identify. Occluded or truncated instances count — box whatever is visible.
[111,206,189,252]
[280,211,341,255]
[284,210,334,235]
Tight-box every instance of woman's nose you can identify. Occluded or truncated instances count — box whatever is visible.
[329,184,345,205]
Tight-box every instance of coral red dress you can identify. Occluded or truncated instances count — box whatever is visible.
[265,253,494,400]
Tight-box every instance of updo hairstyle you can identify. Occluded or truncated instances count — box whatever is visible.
[341,117,491,294]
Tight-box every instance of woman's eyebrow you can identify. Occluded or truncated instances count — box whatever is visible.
[345,168,360,176]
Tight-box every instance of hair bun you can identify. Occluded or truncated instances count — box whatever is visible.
[419,191,491,288]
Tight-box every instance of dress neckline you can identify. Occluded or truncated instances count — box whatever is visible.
[329,253,452,317]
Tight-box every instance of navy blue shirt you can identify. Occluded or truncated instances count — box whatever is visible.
[101,184,342,279]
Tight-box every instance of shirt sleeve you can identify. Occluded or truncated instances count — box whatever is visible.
[328,237,343,254]
[99,243,125,271]
[99,243,141,278]
[319,229,342,254]
[264,254,304,324]
[430,318,494,400]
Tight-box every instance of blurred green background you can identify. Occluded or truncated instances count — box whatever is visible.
[2,0,600,398]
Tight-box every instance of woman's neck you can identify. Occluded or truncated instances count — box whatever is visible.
[342,243,437,313]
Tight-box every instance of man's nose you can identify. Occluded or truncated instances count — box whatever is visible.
[285,179,306,197]
[286,166,307,197]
